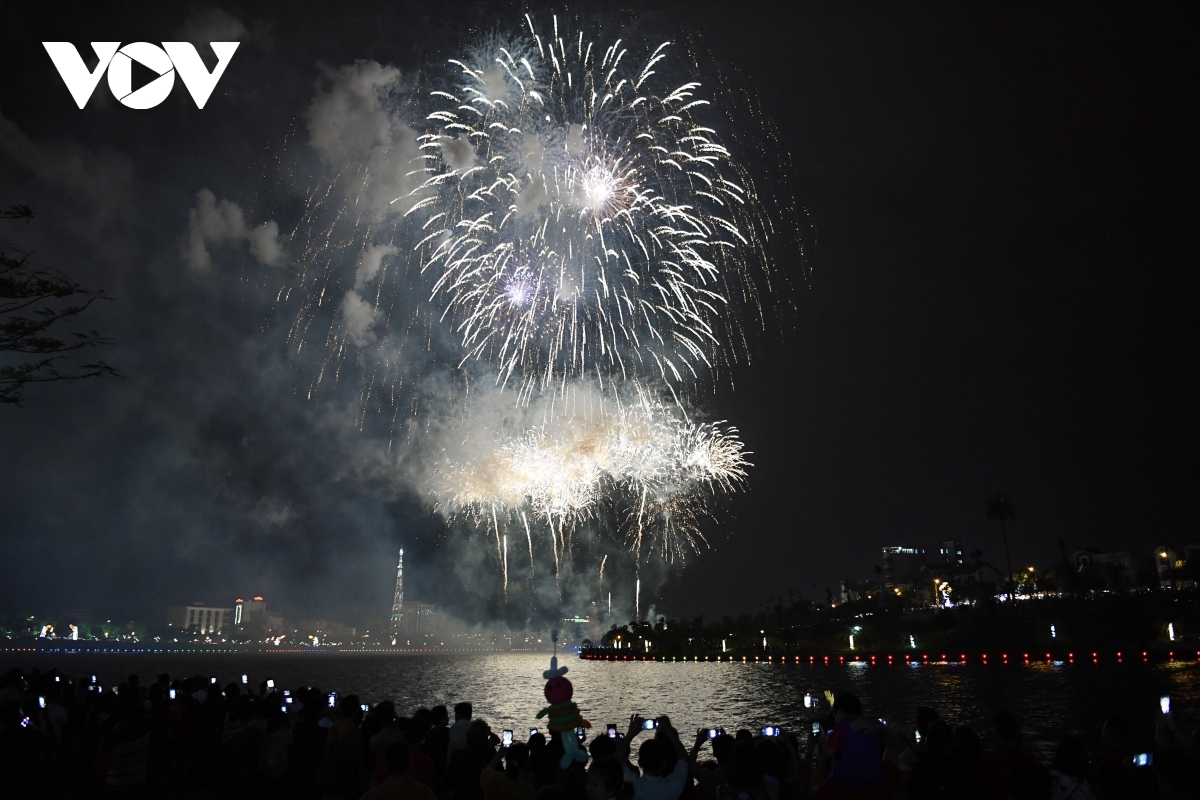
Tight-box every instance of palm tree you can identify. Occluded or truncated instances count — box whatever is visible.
[969,548,984,577]
[986,495,1017,596]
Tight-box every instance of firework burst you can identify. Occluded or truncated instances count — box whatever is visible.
[407,14,773,397]
[431,384,749,570]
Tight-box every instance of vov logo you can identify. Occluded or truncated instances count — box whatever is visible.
[42,42,240,109]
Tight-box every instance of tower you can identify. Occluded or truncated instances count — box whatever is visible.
[389,549,404,634]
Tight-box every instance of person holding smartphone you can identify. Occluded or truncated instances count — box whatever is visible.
[481,737,535,800]
[618,715,692,800]
[690,727,734,800]
[814,693,890,797]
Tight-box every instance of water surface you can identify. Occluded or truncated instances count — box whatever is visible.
[8,651,1196,760]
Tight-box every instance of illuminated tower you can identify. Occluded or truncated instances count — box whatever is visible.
[389,549,404,634]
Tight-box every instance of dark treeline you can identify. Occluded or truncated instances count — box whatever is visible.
[592,591,1200,655]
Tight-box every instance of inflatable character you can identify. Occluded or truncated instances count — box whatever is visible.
[536,635,590,768]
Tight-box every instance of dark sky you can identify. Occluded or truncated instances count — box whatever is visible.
[1,1,1195,627]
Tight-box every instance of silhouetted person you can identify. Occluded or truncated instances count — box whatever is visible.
[979,711,1038,800]
[1049,736,1094,800]
[449,703,473,762]
[363,742,438,800]
[814,693,888,799]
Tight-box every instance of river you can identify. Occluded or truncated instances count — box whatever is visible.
[5,650,1196,761]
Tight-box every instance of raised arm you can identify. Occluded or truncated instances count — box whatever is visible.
[657,717,689,763]
[619,714,644,771]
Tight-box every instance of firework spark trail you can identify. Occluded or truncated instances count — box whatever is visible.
[521,510,535,570]
[432,384,749,570]
[406,14,774,396]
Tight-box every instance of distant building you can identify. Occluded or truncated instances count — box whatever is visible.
[167,603,232,635]
[1155,544,1200,590]
[1091,551,1149,576]
[234,596,266,628]
[938,539,964,566]
[397,602,436,637]
[296,619,357,642]
[389,549,404,634]
[881,546,926,585]
[839,578,881,603]
[562,616,588,641]
[1073,549,1152,589]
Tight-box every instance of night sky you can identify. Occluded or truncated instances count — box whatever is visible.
[1,1,1195,628]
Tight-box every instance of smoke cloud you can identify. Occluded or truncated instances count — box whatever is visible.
[183,188,283,272]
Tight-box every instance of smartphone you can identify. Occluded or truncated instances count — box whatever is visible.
[241,674,248,685]
[811,721,821,736]
[361,703,370,713]
[502,730,514,746]
[761,726,781,737]
[878,718,888,726]
[576,726,587,742]
[804,694,813,708]
[91,674,97,683]
[38,696,46,709]
[266,679,275,689]
[169,688,176,700]
[641,719,658,730]
[607,723,618,739]
[707,728,724,739]
[915,730,922,743]
[328,693,338,709]
[285,697,293,705]
[1160,695,1170,715]
[1134,753,1153,767]
[211,677,217,685]
[283,690,291,697]
[529,728,539,737]
[20,716,31,728]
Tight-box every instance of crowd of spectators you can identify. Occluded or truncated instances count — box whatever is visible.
[1,666,1197,799]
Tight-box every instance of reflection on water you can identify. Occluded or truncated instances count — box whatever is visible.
[10,652,1198,761]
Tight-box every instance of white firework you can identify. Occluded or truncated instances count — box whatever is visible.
[432,385,749,565]
[407,14,770,397]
